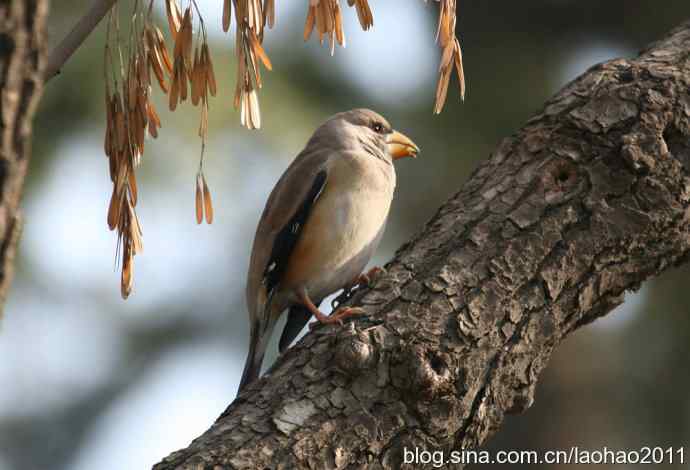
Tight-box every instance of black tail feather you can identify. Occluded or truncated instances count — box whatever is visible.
[239,300,317,394]
[237,321,265,394]
[279,305,312,353]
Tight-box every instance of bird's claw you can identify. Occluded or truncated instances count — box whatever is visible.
[309,306,366,330]
[356,266,386,288]
[331,267,387,310]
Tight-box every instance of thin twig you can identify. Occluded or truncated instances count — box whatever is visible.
[45,0,119,82]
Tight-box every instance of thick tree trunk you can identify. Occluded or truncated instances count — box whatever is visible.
[155,22,690,470]
[0,0,49,313]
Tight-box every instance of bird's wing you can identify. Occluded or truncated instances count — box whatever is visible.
[263,169,327,299]
[246,149,331,322]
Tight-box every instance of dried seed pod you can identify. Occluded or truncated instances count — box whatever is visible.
[135,109,146,155]
[191,46,202,106]
[264,0,275,29]
[128,201,143,254]
[223,0,232,32]
[127,75,137,111]
[169,62,181,110]
[180,8,194,69]
[147,100,161,128]
[147,101,160,138]
[249,30,272,70]
[148,118,158,138]
[145,26,157,54]
[128,167,138,206]
[440,41,454,71]
[166,0,182,40]
[155,26,174,73]
[121,241,134,299]
[108,150,118,183]
[137,92,148,126]
[239,85,261,130]
[179,60,188,101]
[247,0,263,34]
[104,94,114,156]
[107,186,121,230]
[334,2,345,47]
[248,88,261,129]
[149,48,169,93]
[202,174,213,224]
[304,5,316,41]
[351,0,373,31]
[137,54,149,86]
[453,37,466,100]
[245,35,262,87]
[195,173,204,224]
[434,66,451,114]
[202,43,217,96]
[114,93,126,151]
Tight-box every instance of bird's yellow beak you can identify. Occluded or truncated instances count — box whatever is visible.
[388,130,419,160]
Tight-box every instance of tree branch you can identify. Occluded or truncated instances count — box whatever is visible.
[155,21,690,469]
[0,1,49,315]
[44,0,117,82]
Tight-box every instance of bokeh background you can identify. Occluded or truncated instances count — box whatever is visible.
[2,1,689,469]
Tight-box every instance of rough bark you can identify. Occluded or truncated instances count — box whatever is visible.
[155,22,690,470]
[0,0,49,314]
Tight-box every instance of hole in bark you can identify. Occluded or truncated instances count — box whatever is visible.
[0,34,13,58]
[663,124,690,170]
[544,159,577,192]
[556,170,570,183]
[618,68,634,83]
[0,160,7,184]
[428,352,446,375]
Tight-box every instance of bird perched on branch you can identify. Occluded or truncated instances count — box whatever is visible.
[239,109,419,392]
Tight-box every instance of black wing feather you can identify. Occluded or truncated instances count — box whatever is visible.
[263,170,327,297]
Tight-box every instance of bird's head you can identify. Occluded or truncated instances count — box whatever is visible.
[311,108,419,164]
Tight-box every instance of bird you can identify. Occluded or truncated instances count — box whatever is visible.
[239,108,418,393]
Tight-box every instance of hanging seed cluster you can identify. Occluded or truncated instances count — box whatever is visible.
[104,0,217,298]
[223,0,275,130]
[166,1,217,118]
[165,1,218,229]
[303,0,374,55]
[303,0,346,54]
[101,0,465,298]
[431,0,465,113]
[103,5,160,299]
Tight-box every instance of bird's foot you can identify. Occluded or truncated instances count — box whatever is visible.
[331,267,386,310]
[332,267,387,309]
[331,285,357,309]
[356,266,386,288]
[309,306,365,330]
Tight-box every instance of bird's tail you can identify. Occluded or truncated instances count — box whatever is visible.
[238,320,265,394]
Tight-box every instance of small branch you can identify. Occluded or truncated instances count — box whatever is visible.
[45,0,118,82]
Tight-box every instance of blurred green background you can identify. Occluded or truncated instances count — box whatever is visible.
[1,1,689,469]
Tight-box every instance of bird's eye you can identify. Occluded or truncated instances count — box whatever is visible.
[372,122,384,133]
